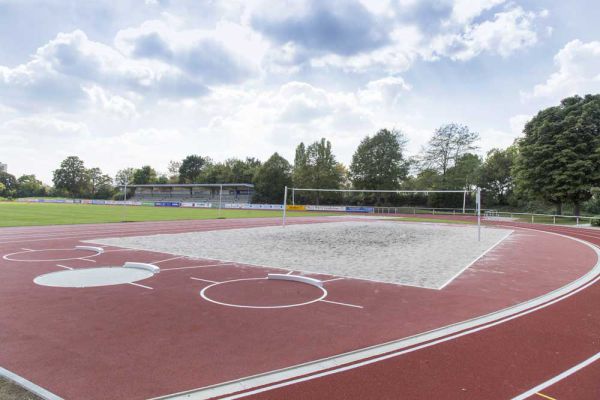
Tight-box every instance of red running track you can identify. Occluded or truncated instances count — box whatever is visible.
[0,217,598,399]
[240,222,600,400]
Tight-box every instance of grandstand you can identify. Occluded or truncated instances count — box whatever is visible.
[124,183,254,205]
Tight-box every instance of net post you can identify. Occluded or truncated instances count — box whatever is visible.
[218,184,223,218]
[292,188,295,205]
[462,189,467,214]
[282,186,288,227]
[476,187,481,242]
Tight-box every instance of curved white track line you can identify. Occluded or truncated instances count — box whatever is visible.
[152,227,600,400]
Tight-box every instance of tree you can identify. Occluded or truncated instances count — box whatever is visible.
[350,129,409,190]
[133,166,158,184]
[0,182,5,197]
[420,123,479,179]
[292,138,343,204]
[115,168,135,186]
[52,156,89,197]
[514,95,600,215]
[179,155,208,183]
[478,147,517,205]
[227,158,261,183]
[167,160,182,183]
[0,172,18,197]
[16,175,46,197]
[253,153,292,203]
[86,168,113,199]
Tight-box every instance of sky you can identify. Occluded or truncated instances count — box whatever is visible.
[1,0,599,184]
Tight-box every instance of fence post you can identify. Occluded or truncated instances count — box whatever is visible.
[531,215,534,223]
[577,217,579,226]
[553,216,556,224]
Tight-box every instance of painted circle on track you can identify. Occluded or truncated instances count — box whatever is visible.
[34,267,153,288]
[200,278,328,309]
[3,248,100,262]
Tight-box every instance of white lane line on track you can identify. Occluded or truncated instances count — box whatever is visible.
[56,264,73,270]
[128,282,153,290]
[149,227,600,400]
[151,256,184,264]
[78,258,96,263]
[322,277,345,283]
[511,351,600,400]
[190,277,218,284]
[286,270,294,275]
[162,263,234,271]
[20,248,34,251]
[319,299,363,309]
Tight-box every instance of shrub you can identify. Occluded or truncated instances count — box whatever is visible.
[591,217,600,227]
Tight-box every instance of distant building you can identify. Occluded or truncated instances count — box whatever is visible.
[0,162,6,173]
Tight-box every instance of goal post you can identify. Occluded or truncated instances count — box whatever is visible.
[282,186,482,241]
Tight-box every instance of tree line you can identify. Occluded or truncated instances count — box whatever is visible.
[1,94,599,215]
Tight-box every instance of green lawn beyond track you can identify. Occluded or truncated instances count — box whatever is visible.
[0,202,334,227]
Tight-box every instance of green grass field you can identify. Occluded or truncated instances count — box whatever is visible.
[0,202,334,227]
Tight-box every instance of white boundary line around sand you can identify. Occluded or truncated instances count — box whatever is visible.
[149,228,600,400]
[0,366,63,400]
[437,229,514,290]
[511,351,600,400]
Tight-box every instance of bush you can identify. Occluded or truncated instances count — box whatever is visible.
[591,217,600,227]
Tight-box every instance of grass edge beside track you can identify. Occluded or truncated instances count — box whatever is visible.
[0,202,334,227]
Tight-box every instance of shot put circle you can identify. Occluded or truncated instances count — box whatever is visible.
[200,278,328,309]
[34,267,154,288]
[3,248,101,262]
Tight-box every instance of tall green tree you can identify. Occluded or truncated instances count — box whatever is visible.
[253,153,292,203]
[16,175,46,197]
[292,138,343,204]
[420,123,479,179]
[52,156,89,197]
[115,168,135,186]
[479,147,517,205]
[0,171,18,197]
[350,129,409,190]
[133,165,158,184]
[86,168,113,199]
[514,95,600,215]
[179,155,208,183]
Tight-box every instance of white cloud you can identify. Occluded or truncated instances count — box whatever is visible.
[448,0,506,24]
[359,76,411,105]
[428,6,540,61]
[83,85,137,118]
[524,40,600,100]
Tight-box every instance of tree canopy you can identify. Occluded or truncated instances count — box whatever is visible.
[253,153,292,203]
[514,95,600,214]
[350,129,409,190]
[420,123,479,178]
[52,156,89,197]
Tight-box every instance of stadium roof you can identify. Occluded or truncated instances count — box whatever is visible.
[120,183,254,188]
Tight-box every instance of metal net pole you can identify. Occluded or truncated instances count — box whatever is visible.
[282,186,288,226]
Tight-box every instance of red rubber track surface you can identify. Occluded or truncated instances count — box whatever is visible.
[244,221,600,400]
[0,217,598,399]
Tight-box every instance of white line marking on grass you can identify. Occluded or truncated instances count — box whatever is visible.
[190,277,218,284]
[162,263,234,271]
[511,351,600,400]
[56,264,73,270]
[151,256,184,264]
[128,282,153,290]
[320,299,363,309]
[437,229,514,290]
